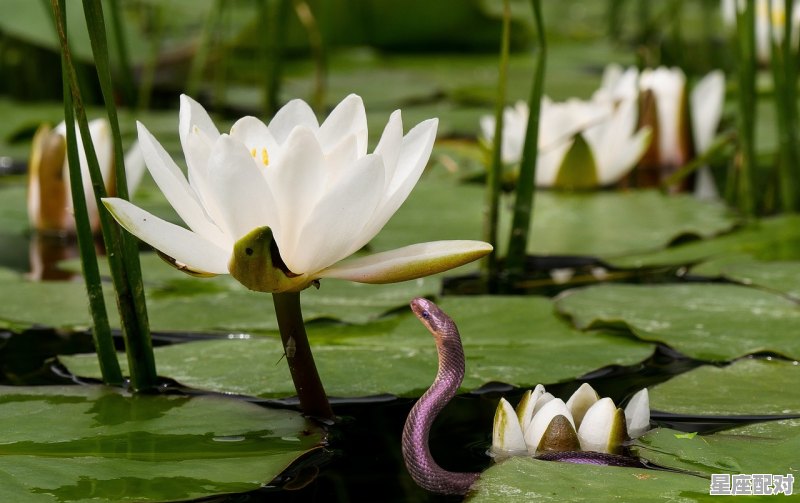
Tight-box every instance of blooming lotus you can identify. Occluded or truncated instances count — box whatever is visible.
[492,383,650,457]
[27,119,145,234]
[103,94,492,293]
[481,97,651,189]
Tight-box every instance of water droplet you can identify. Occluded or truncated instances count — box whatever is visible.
[212,435,246,442]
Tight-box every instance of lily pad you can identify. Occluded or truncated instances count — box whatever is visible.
[633,420,800,480]
[520,190,737,259]
[0,385,323,503]
[468,456,711,502]
[649,358,800,415]
[61,296,654,398]
[610,214,800,269]
[556,283,800,361]
[692,258,800,301]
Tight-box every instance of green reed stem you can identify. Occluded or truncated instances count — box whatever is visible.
[260,0,290,117]
[769,0,800,211]
[82,0,157,391]
[733,2,757,217]
[54,0,122,385]
[505,0,546,284]
[187,0,223,98]
[293,0,327,114]
[483,0,511,292]
[272,292,334,420]
[53,0,157,390]
[106,0,136,107]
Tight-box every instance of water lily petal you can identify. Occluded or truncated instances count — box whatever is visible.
[123,140,147,195]
[492,398,527,456]
[375,110,404,188]
[318,240,492,284]
[179,94,220,143]
[136,123,227,245]
[565,383,600,429]
[206,134,278,242]
[103,197,229,274]
[356,118,438,244]
[690,70,725,155]
[524,398,575,455]
[577,397,627,454]
[515,384,546,434]
[324,133,360,188]
[229,116,281,167]
[269,99,319,144]
[624,388,650,439]
[290,153,385,274]
[319,94,368,155]
[264,126,326,267]
[640,67,688,167]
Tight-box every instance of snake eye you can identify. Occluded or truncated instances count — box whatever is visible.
[421,310,431,320]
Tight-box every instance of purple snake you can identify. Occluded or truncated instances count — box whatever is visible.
[402,298,641,496]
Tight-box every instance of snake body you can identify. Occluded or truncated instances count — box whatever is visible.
[402,298,480,495]
[402,298,642,496]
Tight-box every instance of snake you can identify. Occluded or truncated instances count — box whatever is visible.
[401,297,642,496]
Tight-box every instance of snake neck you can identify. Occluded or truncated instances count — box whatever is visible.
[402,324,480,495]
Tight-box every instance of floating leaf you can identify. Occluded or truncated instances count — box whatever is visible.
[0,385,323,503]
[506,190,736,258]
[468,456,711,502]
[650,358,800,415]
[633,420,800,479]
[692,258,800,301]
[556,283,800,361]
[610,215,800,269]
[62,296,654,398]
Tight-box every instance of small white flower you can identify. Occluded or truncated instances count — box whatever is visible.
[491,383,650,458]
[27,118,144,234]
[103,94,491,292]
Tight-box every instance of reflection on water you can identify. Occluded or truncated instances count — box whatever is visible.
[27,232,105,281]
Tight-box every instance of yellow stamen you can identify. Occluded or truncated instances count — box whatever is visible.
[261,147,269,166]
[250,148,257,158]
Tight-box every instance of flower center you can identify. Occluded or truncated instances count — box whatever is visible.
[250,147,269,167]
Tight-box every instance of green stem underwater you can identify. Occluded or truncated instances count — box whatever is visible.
[272,292,334,420]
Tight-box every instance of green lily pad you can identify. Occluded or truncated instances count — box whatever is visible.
[467,456,711,502]
[633,420,800,480]
[520,190,737,258]
[692,258,800,301]
[0,385,323,503]
[556,283,800,361]
[62,296,654,398]
[610,215,800,269]
[650,358,800,415]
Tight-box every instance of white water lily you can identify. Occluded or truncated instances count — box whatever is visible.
[481,97,650,189]
[491,383,650,458]
[27,118,145,234]
[103,94,492,293]
[639,67,725,196]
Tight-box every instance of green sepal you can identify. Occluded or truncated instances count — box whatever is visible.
[229,226,309,293]
[554,133,598,190]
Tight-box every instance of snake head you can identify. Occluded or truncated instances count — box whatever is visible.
[410,298,458,341]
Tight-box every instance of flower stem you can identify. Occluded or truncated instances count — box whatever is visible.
[733,1,757,217]
[272,292,334,420]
